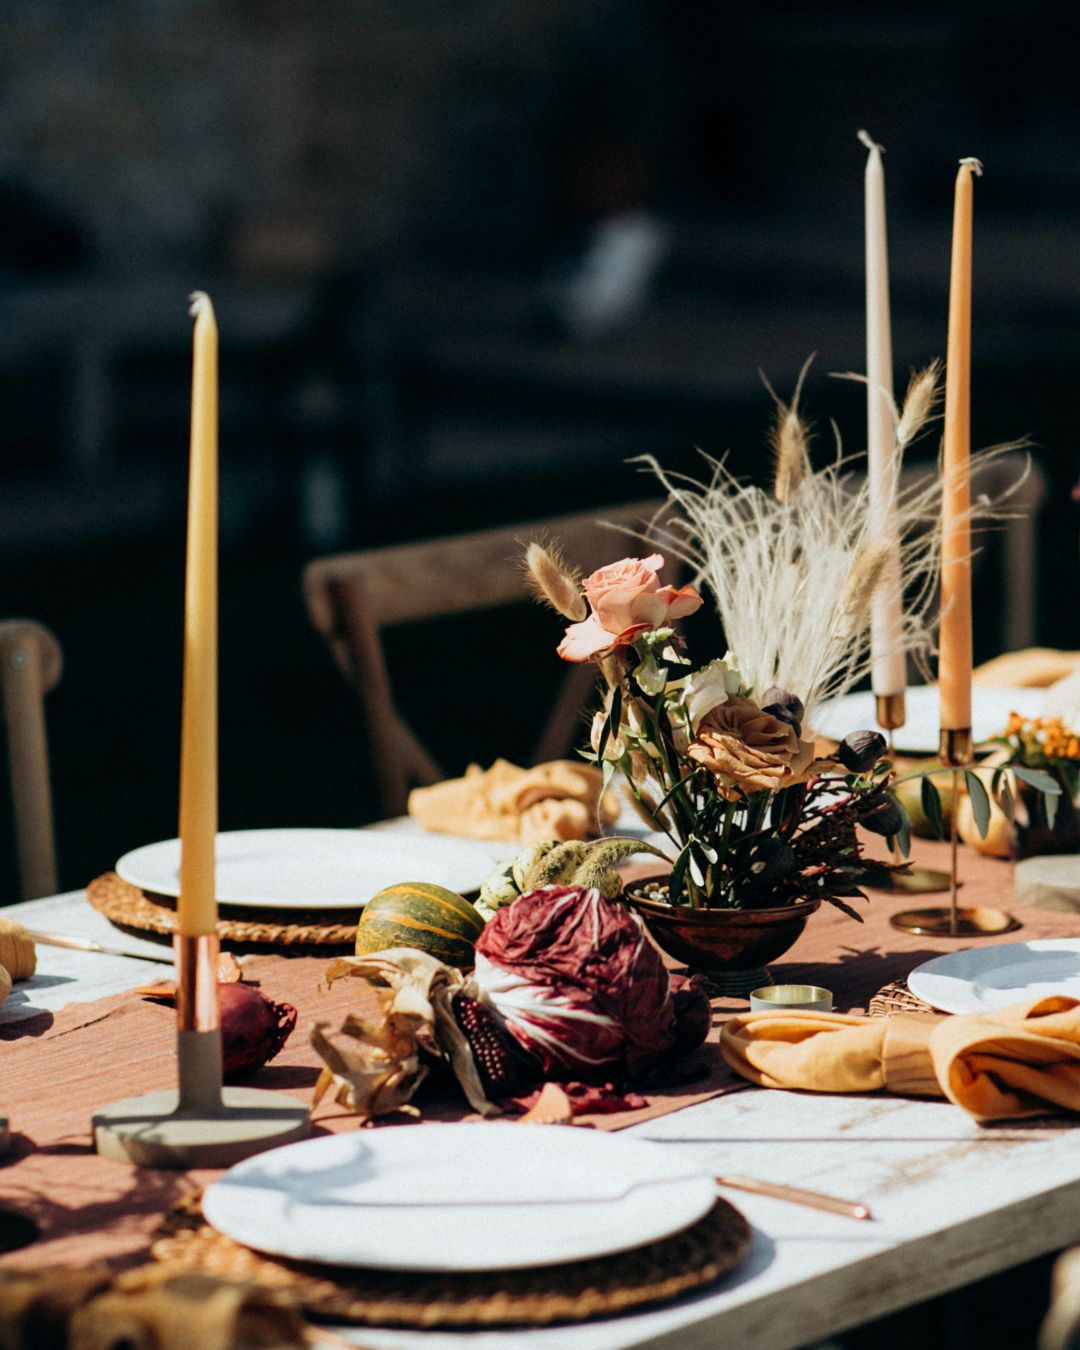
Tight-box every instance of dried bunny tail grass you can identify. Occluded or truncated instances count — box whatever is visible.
[839,541,892,634]
[896,361,943,450]
[830,360,941,454]
[764,356,814,503]
[522,539,586,621]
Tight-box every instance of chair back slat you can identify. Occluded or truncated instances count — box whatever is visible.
[1,620,62,900]
[303,498,670,816]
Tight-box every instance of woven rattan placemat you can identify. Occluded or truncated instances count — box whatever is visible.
[868,979,933,1017]
[151,1196,751,1329]
[87,873,357,952]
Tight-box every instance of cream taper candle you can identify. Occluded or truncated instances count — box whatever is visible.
[939,159,981,737]
[177,292,218,937]
[860,130,905,704]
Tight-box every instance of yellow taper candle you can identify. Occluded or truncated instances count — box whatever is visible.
[939,158,981,735]
[860,130,906,704]
[178,291,218,937]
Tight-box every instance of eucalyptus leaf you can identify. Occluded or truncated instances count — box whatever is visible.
[999,777,1014,820]
[654,768,700,813]
[964,770,991,838]
[1013,765,1061,795]
[668,845,691,905]
[891,795,912,857]
[609,684,622,740]
[920,775,945,840]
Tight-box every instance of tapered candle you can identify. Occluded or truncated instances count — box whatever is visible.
[860,130,906,706]
[177,292,218,937]
[939,159,981,736]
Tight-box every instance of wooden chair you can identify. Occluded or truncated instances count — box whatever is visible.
[1,620,62,900]
[1041,1247,1080,1350]
[302,499,671,816]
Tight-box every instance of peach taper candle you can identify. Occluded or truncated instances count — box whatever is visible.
[939,158,981,752]
[178,291,218,937]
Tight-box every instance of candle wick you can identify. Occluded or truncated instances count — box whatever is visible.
[857,129,885,154]
[188,290,214,319]
[959,157,984,177]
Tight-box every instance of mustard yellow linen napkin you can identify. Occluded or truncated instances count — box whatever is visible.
[973,648,1080,688]
[720,996,1080,1122]
[408,758,619,843]
[0,1267,307,1350]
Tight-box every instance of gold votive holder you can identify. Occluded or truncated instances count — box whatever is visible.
[749,984,833,1013]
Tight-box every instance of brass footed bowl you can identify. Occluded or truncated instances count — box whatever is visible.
[625,885,821,971]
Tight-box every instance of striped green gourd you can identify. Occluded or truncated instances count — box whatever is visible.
[355,882,485,968]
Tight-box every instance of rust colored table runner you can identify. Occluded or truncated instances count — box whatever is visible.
[3,838,1080,1271]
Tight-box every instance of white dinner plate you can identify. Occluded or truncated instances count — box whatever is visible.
[907,939,1080,1014]
[115,828,498,909]
[202,1123,716,1271]
[813,684,1043,755]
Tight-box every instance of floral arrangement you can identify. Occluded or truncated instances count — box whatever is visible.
[523,365,1040,909]
[528,547,902,913]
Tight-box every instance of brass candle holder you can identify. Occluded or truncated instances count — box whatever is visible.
[875,692,951,894]
[93,933,310,1169]
[890,727,1019,937]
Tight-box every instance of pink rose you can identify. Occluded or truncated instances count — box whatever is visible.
[557,554,702,663]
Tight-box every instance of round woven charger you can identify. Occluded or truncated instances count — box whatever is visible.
[87,873,356,952]
[151,1198,751,1329]
[868,979,933,1018]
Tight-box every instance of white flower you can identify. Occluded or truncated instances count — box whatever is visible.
[683,659,742,731]
[590,710,626,761]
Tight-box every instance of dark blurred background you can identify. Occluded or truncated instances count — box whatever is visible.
[2,0,1080,899]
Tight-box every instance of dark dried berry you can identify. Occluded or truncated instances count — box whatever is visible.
[744,836,796,889]
[760,687,805,739]
[838,729,887,774]
[451,992,538,1099]
[860,791,904,836]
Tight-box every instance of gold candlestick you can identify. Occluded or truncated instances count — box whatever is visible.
[92,933,311,1168]
[92,294,311,1167]
[891,728,1019,936]
[877,696,951,895]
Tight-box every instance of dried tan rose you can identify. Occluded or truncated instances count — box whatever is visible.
[687,695,818,798]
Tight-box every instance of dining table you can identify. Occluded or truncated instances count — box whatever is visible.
[4,822,1080,1350]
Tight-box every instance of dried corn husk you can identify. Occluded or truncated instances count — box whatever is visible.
[0,918,36,981]
[310,949,496,1121]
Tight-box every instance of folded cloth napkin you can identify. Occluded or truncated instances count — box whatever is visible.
[408,758,619,843]
[973,648,1080,689]
[720,995,1080,1123]
[0,1267,307,1350]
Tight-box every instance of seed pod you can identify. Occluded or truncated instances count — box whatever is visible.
[743,836,795,888]
[759,687,805,738]
[839,730,887,774]
[860,791,904,836]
